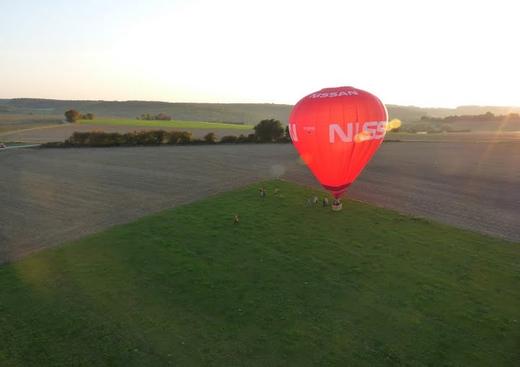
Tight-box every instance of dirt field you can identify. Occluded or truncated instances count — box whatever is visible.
[0,114,62,134]
[1,141,519,263]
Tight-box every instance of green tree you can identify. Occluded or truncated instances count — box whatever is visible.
[284,125,292,142]
[64,109,81,123]
[254,119,284,142]
[203,132,217,144]
[220,135,238,143]
[166,131,192,144]
[156,113,172,121]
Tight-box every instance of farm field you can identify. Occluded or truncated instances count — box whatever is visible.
[2,119,519,145]
[0,120,255,144]
[1,180,519,366]
[1,142,519,264]
[78,118,254,130]
[0,114,62,134]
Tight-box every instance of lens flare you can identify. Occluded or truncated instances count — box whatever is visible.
[387,118,402,131]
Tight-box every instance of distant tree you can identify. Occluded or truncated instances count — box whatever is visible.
[284,125,291,142]
[138,113,171,121]
[220,135,238,143]
[203,132,217,144]
[484,111,495,120]
[236,134,248,143]
[79,112,95,120]
[166,131,192,144]
[254,119,284,142]
[64,109,81,123]
[156,113,172,121]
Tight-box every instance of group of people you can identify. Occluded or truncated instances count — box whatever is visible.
[233,186,342,224]
[307,196,342,209]
[307,196,331,207]
[260,187,340,209]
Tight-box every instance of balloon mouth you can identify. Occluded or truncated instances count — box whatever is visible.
[322,183,350,199]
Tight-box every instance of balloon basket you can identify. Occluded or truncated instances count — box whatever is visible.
[331,202,343,211]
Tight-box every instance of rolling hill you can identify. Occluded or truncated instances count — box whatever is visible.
[2,98,520,127]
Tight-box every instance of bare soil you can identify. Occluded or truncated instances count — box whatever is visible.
[1,141,518,263]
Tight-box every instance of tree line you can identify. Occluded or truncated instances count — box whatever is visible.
[420,112,520,123]
[43,119,290,148]
[137,113,172,121]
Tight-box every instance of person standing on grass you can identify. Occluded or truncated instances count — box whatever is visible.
[259,187,266,198]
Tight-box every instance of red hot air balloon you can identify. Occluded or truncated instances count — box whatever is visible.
[289,86,388,200]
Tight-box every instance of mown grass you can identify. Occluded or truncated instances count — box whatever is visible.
[0,180,519,366]
[78,118,254,130]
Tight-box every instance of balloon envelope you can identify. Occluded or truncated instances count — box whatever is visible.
[289,86,388,198]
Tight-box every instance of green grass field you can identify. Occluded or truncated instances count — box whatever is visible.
[1,180,519,366]
[79,118,254,130]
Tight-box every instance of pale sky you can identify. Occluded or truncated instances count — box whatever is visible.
[1,0,519,107]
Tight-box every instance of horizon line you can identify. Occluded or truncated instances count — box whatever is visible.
[2,96,520,110]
